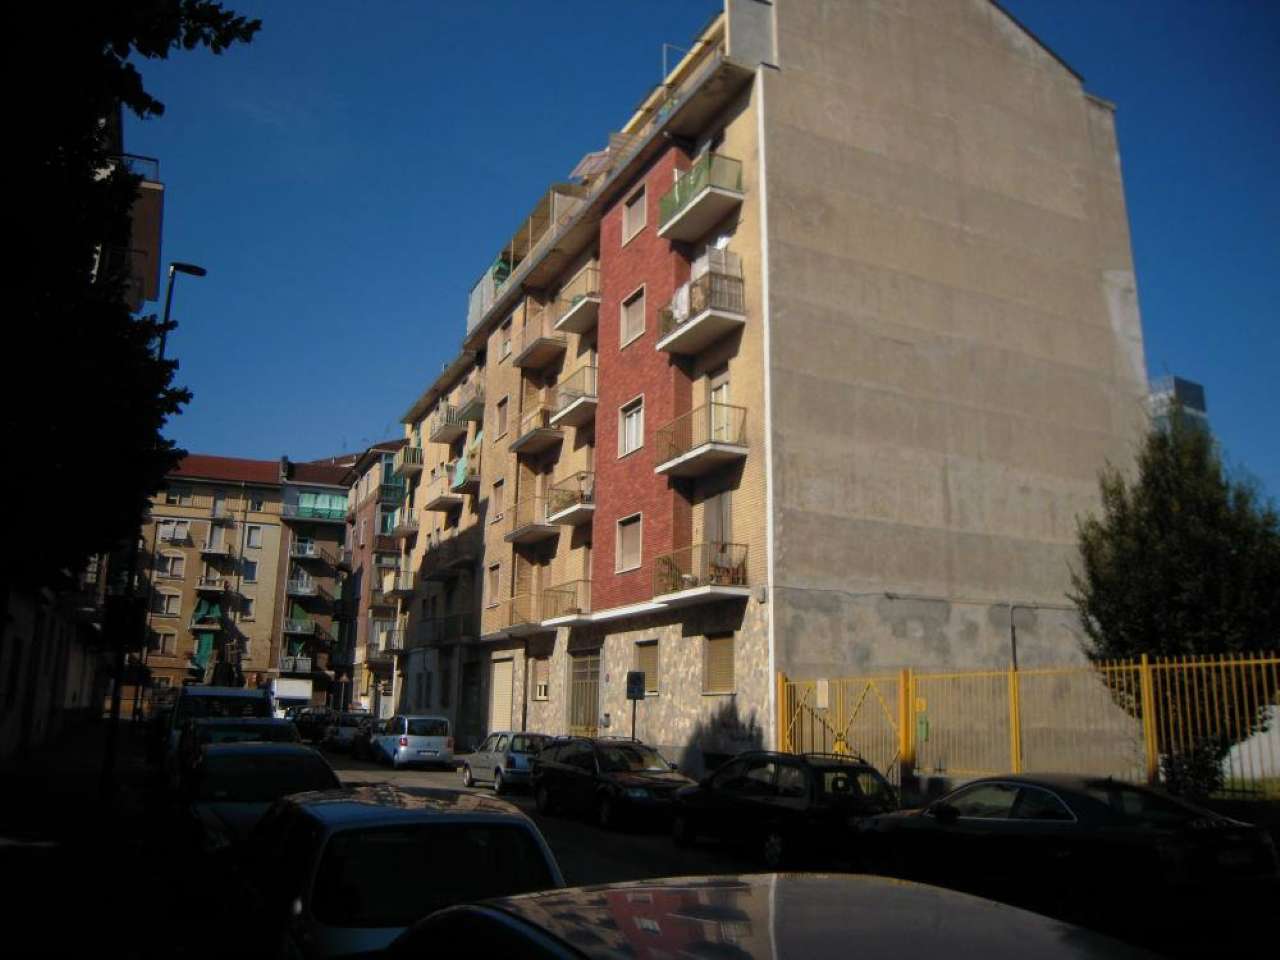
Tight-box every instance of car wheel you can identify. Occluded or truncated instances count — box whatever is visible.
[461,765,473,787]
[493,769,505,796]
[762,829,786,869]
[535,784,556,816]
[672,813,696,847]
[597,796,616,831]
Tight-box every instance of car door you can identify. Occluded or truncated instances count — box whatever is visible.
[1006,784,1082,910]
[705,755,780,841]
[918,780,1022,893]
[378,716,403,758]
[473,735,497,782]
[558,741,597,814]
[492,734,511,780]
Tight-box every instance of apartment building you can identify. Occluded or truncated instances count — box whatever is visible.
[390,0,1150,767]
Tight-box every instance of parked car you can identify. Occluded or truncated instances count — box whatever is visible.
[461,731,551,794]
[387,873,1155,959]
[175,717,301,790]
[375,715,454,770]
[186,742,341,855]
[323,711,371,751]
[671,751,898,867]
[293,706,337,743]
[241,785,565,958]
[161,685,274,781]
[531,737,693,829]
[351,717,386,762]
[856,773,1280,929]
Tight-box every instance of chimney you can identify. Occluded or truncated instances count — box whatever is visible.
[279,456,290,482]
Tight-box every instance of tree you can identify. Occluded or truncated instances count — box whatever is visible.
[5,3,260,591]
[1070,410,1280,794]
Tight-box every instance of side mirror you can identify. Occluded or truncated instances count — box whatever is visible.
[668,761,679,771]
[929,802,959,825]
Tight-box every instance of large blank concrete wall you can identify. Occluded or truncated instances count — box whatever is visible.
[763,0,1149,675]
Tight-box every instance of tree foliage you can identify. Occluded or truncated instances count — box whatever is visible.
[1071,411,1280,660]
[7,3,260,588]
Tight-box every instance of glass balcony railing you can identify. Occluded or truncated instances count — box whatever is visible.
[658,153,743,233]
[653,542,749,597]
[283,503,348,522]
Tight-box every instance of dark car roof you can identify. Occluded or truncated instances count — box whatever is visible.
[200,742,323,760]
[415,874,1152,959]
[190,717,294,728]
[280,785,529,828]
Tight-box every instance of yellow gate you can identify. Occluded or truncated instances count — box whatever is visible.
[778,672,904,785]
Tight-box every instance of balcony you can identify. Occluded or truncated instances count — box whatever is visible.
[652,542,750,606]
[199,539,232,557]
[429,405,466,444]
[457,380,486,422]
[290,540,336,564]
[658,153,744,242]
[337,548,353,570]
[378,482,406,505]
[282,503,348,524]
[195,576,230,594]
[280,655,313,675]
[657,271,746,355]
[484,595,544,637]
[513,304,568,369]
[393,445,424,477]
[549,365,598,428]
[209,501,236,523]
[509,405,563,455]
[286,579,330,600]
[413,612,478,648]
[423,471,464,512]
[390,509,420,538]
[387,572,415,599]
[189,614,223,632]
[283,618,319,636]
[374,628,406,656]
[375,553,401,571]
[546,472,595,526]
[369,587,396,609]
[552,264,601,334]
[448,454,481,495]
[504,497,559,544]
[423,534,479,580]
[541,580,592,626]
[654,403,748,477]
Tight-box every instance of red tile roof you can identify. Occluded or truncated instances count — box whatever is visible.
[170,454,281,485]
[289,462,350,486]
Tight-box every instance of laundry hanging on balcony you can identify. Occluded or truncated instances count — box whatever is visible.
[453,453,470,488]
[192,632,214,669]
[193,596,222,625]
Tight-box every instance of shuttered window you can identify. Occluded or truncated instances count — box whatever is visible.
[616,514,642,572]
[636,641,659,694]
[621,286,645,346]
[487,563,501,607]
[703,633,735,694]
[496,397,509,437]
[622,186,646,242]
[533,657,550,701]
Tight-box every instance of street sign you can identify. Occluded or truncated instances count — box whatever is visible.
[626,670,645,701]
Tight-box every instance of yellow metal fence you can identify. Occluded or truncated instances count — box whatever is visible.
[779,652,1280,798]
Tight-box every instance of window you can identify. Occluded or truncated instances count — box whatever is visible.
[1010,787,1074,822]
[246,525,263,549]
[153,676,172,689]
[151,631,177,656]
[241,597,255,621]
[487,564,501,607]
[496,734,510,751]
[635,641,659,694]
[622,185,646,243]
[944,782,1019,819]
[157,520,190,542]
[703,633,735,693]
[496,397,509,438]
[156,554,185,579]
[242,558,258,583]
[616,514,642,572]
[532,657,549,701]
[249,492,265,511]
[777,764,807,799]
[150,592,180,617]
[619,397,644,457]
[620,286,645,346]
[165,485,192,506]
[500,320,512,359]
[713,756,776,796]
[491,479,505,521]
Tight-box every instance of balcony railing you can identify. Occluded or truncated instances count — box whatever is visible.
[654,402,748,476]
[369,587,395,608]
[513,304,568,369]
[658,271,746,354]
[457,379,486,421]
[505,497,558,544]
[195,576,229,593]
[283,503,348,523]
[552,264,602,334]
[423,470,464,511]
[413,612,479,648]
[510,405,563,455]
[550,365,598,427]
[280,655,313,674]
[286,579,330,601]
[388,572,415,598]
[393,445,424,477]
[448,454,481,494]
[429,405,466,444]
[546,472,595,525]
[199,539,232,556]
[390,509,419,538]
[423,532,479,579]
[542,580,591,621]
[283,618,318,636]
[337,547,353,570]
[378,482,406,505]
[114,153,160,182]
[658,152,744,242]
[290,540,336,564]
[653,542,749,598]
[374,629,405,654]
[485,594,541,634]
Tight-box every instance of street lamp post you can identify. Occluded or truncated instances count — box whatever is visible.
[157,261,207,360]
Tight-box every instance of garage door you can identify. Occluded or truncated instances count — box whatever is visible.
[488,659,513,732]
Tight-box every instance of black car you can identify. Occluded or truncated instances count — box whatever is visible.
[351,716,386,761]
[292,705,336,743]
[531,737,693,829]
[857,773,1280,932]
[671,751,898,867]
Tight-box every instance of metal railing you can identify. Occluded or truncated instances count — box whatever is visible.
[449,455,481,491]
[659,271,746,338]
[658,153,743,228]
[196,576,227,592]
[552,366,598,413]
[515,305,567,355]
[283,503,348,522]
[423,469,459,505]
[779,652,1280,799]
[199,539,232,556]
[558,263,600,306]
[280,655,313,674]
[393,445,424,475]
[429,405,465,441]
[286,579,330,600]
[457,378,485,414]
[516,404,559,439]
[486,594,540,632]
[391,510,419,536]
[547,472,595,516]
[414,613,478,648]
[290,540,336,564]
[374,629,405,654]
[654,402,748,464]
[652,542,749,596]
[114,153,160,181]
[508,496,552,534]
[542,580,591,620]
[283,618,318,635]
[378,482,406,505]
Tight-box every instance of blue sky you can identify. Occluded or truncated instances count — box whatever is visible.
[126,1,1278,499]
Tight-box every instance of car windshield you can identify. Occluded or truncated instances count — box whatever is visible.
[178,696,271,723]
[197,755,338,802]
[1083,782,1199,827]
[597,744,670,773]
[815,766,896,808]
[311,824,555,928]
[199,723,298,745]
[407,718,448,737]
[509,735,549,754]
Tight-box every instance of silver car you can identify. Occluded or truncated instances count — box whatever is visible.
[242,785,565,958]
[461,731,552,794]
[374,714,453,769]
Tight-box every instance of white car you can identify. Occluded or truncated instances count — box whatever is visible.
[374,714,453,769]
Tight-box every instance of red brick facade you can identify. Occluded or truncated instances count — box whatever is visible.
[591,146,695,610]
